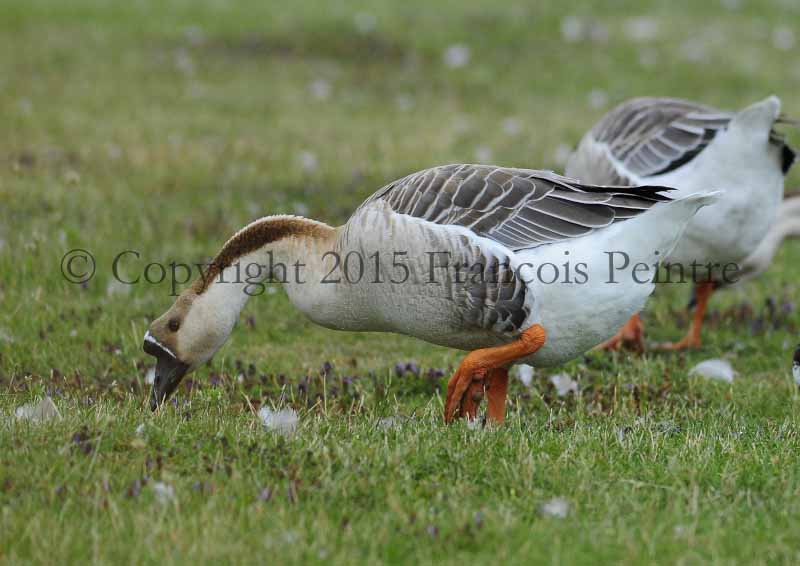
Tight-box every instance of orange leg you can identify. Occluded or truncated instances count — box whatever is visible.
[486,368,509,423]
[444,325,546,424]
[595,313,645,353]
[658,281,715,350]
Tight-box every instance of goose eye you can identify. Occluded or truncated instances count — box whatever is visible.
[168,319,180,332]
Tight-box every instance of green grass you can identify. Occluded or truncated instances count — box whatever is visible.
[2,0,800,563]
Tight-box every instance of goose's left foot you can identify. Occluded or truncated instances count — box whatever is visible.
[595,313,645,353]
[656,281,714,351]
[450,368,508,423]
[444,325,546,424]
[459,381,485,421]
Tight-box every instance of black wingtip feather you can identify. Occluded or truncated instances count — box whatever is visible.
[574,182,676,202]
[782,143,797,175]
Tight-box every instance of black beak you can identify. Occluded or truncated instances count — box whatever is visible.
[143,333,189,411]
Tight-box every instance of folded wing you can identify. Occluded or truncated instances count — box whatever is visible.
[360,163,672,251]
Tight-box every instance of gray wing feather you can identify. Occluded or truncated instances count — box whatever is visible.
[591,97,733,180]
[359,163,670,252]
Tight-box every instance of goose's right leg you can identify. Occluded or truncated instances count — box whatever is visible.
[657,281,714,350]
[485,368,509,423]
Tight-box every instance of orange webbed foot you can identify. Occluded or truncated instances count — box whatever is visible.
[656,282,714,352]
[459,381,486,422]
[444,325,546,425]
[595,314,645,353]
[444,368,509,424]
[444,364,487,423]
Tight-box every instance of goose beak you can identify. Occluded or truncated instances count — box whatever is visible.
[143,332,189,411]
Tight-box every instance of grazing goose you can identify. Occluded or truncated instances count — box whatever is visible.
[566,96,797,351]
[143,164,715,423]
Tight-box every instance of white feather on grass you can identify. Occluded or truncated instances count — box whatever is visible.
[378,416,402,430]
[15,397,60,422]
[540,497,570,518]
[443,44,470,68]
[689,359,736,383]
[258,407,299,435]
[152,481,175,504]
[516,364,534,387]
[549,373,579,397]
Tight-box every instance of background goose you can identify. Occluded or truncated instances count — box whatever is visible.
[566,96,797,351]
[143,164,715,423]
[685,194,800,308]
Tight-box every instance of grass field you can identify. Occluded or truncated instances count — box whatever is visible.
[2,0,800,563]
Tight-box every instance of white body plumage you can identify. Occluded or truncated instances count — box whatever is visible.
[289,191,716,366]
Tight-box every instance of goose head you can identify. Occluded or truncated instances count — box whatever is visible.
[144,285,239,410]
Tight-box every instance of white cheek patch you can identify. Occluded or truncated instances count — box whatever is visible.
[144,331,178,359]
[181,287,242,365]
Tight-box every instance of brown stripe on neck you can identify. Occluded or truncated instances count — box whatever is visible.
[192,216,333,294]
